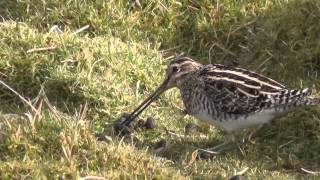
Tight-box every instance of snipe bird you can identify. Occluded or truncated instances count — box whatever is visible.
[120,56,320,152]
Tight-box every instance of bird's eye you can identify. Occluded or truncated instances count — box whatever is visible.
[172,66,179,73]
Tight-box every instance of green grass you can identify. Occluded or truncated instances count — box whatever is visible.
[0,0,320,179]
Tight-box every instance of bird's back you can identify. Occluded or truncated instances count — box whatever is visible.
[178,63,319,132]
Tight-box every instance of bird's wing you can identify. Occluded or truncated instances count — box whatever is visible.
[199,64,310,114]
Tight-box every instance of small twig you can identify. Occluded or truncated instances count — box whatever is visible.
[159,45,182,53]
[197,148,219,155]
[80,176,105,180]
[230,20,256,35]
[34,84,62,121]
[27,46,57,53]
[134,0,142,8]
[216,0,220,22]
[187,147,219,166]
[158,1,169,11]
[279,140,295,149]
[74,25,90,34]
[61,145,70,161]
[31,86,46,121]
[188,150,199,165]
[163,55,176,62]
[211,42,237,57]
[79,101,88,121]
[0,71,7,77]
[49,25,63,34]
[165,128,186,138]
[187,5,200,11]
[235,167,249,176]
[256,56,273,71]
[208,43,216,64]
[43,93,62,121]
[0,79,38,113]
[170,102,187,115]
[300,167,319,175]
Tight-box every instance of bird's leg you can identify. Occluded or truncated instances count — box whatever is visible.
[164,104,190,139]
[197,133,237,155]
[244,125,263,143]
[211,133,237,152]
[176,106,189,116]
[178,109,189,123]
[170,103,189,124]
[197,132,250,157]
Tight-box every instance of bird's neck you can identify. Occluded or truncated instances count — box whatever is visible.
[176,71,200,89]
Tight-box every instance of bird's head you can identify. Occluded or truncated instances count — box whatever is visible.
[119,57,202,127]
[164,57,203,89]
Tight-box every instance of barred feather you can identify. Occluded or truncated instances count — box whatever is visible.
[125,56,320,132]
[169,57,320,132]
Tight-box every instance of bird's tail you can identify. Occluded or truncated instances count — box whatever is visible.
[302,97,320,106]
[277,88,320,107]
[291,88,320,106]
[275,88,311,105]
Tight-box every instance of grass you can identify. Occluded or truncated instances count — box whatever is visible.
[0,0,320,179]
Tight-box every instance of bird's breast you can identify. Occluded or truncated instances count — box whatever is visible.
[194,108,278,132]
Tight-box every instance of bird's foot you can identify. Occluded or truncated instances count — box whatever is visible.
[242,125,263,143]
[195,141,236,159]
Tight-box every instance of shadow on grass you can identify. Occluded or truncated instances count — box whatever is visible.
[152,108,320,174]
[101,106,320,176]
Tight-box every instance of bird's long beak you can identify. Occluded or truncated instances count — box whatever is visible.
[121,78,170,126]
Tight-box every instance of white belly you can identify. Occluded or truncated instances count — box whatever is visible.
[194,109,278,132]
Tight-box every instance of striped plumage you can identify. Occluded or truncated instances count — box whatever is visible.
[121,56,320,133]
